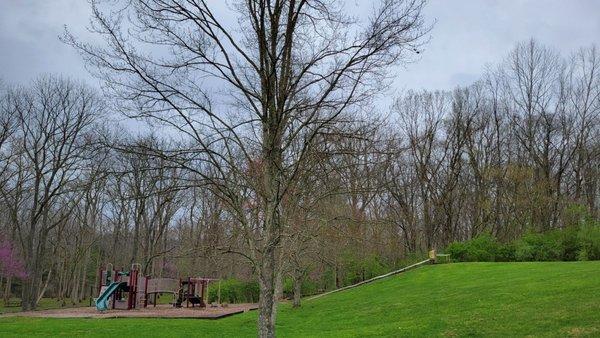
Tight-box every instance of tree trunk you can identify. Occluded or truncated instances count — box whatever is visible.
[257,247,278,338]
[292,273,302,308]
[2,277,11,306]
[274,269,283,301]
[79,249,90,301]
[56,259,65,303]
[22,276,38,310]
[131,199,144,264]
[70,264,81,304]
[36,269,52,305]
[21,256,41,311]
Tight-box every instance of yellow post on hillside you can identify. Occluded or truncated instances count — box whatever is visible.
[428,249,436,263]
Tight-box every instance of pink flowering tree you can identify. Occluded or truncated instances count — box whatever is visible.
[0,235,28,279]
[0,235,27,305]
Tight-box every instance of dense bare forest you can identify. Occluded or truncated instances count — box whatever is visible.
[0,1,598,337]
[1,38,597,309]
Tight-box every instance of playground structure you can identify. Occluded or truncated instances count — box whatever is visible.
[95,263,217,311]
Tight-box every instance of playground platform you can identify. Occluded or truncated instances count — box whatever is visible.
[0,303,258,319]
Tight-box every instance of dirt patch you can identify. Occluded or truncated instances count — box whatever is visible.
[0,304,258,319]
[563,326,598,337]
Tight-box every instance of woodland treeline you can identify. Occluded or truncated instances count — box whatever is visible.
[1,39,598,312]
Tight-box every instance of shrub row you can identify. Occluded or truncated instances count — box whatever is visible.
[207,223,599,304]
[207,278,259,304]
[446,223,600,262]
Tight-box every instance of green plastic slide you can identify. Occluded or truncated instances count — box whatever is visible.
[95,281,126,311]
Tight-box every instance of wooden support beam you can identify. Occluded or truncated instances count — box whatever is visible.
[307,259,432,301]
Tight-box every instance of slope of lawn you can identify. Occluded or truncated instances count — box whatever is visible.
[0,261,598,337]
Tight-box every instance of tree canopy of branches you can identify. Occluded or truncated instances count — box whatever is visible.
[64,0,429,335]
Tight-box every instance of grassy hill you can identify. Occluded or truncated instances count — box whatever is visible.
[1,262,598,337]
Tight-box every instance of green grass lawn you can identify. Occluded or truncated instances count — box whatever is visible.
[1,262,598,337]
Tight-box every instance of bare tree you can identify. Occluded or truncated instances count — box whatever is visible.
[0,82,16,191]
[4,76,101,310]
[568,46,600,217]
[65,0,429,335]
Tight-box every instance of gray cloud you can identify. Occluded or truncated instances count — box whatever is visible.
[1,0,599,93]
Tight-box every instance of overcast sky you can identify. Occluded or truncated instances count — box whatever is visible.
[1,0,599,93]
